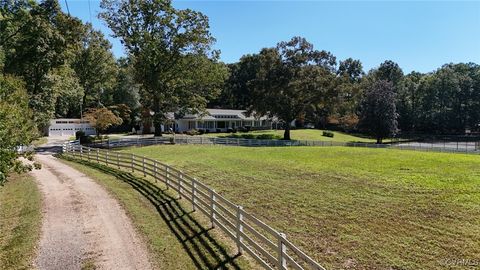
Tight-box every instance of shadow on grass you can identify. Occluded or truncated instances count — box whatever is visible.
[61,156,242,270]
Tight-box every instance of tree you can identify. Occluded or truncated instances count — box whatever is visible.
[0,73,37,184]
[358,80,398,143]
[46,65,84,118]
[396,71,423,132]
[83,107,122,136]
[373,60,404,87]
[100,0,226,136]
[337,58,364,83]
[1,0,84,129]
[211,54,261,109]
[249,37,336,140]
[72,23,117,108]
[113,57,140,110]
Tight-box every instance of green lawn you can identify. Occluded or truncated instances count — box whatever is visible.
[0,173,42,270]
[120,145,480,270]
[203,129,381,143]
[59,156,253,270]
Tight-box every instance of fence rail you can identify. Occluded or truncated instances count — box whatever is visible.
[89,135,480,154]
[62,141,326,270]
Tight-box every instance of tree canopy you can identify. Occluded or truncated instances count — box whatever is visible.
[100,0,227,135]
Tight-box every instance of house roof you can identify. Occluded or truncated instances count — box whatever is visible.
[179,109,274,121]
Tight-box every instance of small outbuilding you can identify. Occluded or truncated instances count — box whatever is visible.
[48,118,96,137]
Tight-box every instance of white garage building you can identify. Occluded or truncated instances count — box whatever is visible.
[48,118,96,137]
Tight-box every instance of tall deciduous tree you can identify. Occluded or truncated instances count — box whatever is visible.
[73,23,117,109]
[358,80,398,143]
[211,54,261,109]
[249,37,336,140]
[100,0,226,136]
[0,73,37,184]
[1,0,84,129]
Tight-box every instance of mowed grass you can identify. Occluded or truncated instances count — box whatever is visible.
[121,145,480,270]
[204,129,379,143]
[59,157,253,270]
[0,173,42,270]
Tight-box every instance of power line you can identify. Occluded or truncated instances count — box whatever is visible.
[64,0,70,16]
[88,0,92,24]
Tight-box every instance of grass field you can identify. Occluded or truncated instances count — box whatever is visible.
[0,173,42,270]
[120,145,480,270]
[59,157,253,270]
[203,129,383,143]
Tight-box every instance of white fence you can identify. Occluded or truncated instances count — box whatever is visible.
[90,135,480,154]
[62,141,326,270]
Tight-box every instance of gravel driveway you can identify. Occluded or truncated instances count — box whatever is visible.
[31,154,152,270]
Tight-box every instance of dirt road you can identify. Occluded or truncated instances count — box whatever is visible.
[31,154,152,270]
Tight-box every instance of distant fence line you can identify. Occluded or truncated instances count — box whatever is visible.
[63,141,326,270]
[89,135,480,154]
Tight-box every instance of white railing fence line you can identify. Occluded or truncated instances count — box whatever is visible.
[62,141,326,270]
[89,135,480,154]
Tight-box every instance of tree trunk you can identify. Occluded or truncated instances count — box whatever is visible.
[153,96,163,137]
[376,137,382,144]
[153,114,163,137]
[284,124,291,140]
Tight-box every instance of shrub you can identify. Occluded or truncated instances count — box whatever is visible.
[198,129,205,135]
[241,134,255,139]
[75,130,85,140]
[185,129,200,136]
[227,128,234,133]
[256,134,282,140]
[79,135,93,144]
[322,131,334,138]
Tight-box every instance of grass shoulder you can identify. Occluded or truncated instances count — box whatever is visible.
[58,156,253,270]
[0,173,42,270]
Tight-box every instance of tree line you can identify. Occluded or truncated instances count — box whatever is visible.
[1,0,479,180]
[211,38,480,141]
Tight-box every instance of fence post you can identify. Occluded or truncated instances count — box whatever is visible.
[79,146,83,160]
[154,161,157,182]
[192,178,197,211]
[87,148,90,160]
[166,167,170,189]
[105,150,108,165]
[178,173,183,199]
[96,149,99,163]
[142,156,146,177]
[131,154,134,172]
[117,153,120,169]
[210,189,216,228]
[236,206,244,254]
[278,233,287,270]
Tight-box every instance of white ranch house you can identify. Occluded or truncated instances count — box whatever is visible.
[48,118,96,137]
[175,109,277,132]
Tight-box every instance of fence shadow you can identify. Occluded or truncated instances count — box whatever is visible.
[64,157,243,270]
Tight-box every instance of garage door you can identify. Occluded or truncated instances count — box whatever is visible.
[49,128,75,136]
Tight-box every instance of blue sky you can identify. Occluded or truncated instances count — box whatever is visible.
[60,0,480,73]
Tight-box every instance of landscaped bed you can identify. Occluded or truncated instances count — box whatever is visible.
[120,145,480,270]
